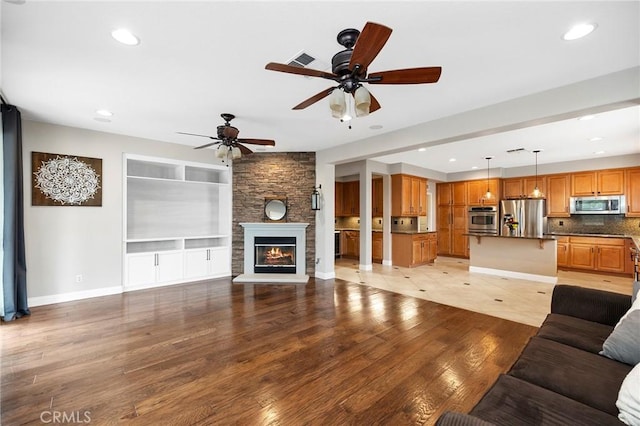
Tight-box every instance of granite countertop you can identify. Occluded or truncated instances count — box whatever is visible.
[465,233,557,241]
[544,232,639,239]
[391,231,434,234]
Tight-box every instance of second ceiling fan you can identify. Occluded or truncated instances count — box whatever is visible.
[265,21,442,118]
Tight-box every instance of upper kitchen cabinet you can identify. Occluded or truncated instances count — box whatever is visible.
[336,180,359,216]
[391,174,427,216]
[625,167,640,217]
[466,179,500,205]
[571,169,624,196]
[335,182,344,216]
[503,176,546,199]
[372,178,383,217]
[546,174,571,217]
[437,182,467,206]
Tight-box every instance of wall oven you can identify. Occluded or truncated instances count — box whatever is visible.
[468,206,499,234]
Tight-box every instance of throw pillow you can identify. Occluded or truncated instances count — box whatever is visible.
[601,296,640,365]
[617,363,640,425]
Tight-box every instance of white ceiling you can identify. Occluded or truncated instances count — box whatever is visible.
[2,1,639,174]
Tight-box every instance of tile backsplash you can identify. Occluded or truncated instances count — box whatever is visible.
[547,215,640,236]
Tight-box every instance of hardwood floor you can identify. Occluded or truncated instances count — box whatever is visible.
[1,278,536,425]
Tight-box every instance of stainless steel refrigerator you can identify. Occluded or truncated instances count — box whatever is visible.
[500,199,546,237]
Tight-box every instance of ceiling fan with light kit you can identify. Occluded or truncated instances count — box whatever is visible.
[265,21,442,121]
[178,113,275,160]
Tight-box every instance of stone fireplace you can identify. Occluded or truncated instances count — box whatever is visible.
[233,222,309,283]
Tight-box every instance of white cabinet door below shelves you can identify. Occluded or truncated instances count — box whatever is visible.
[127,253,157,287]
[184,249,210,280]
[209,247,230,276]
[156,252,184,283]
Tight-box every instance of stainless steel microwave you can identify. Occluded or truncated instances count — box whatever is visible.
[569,195,625,214]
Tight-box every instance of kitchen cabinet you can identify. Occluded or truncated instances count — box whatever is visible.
[556,236,569,267]
[342,181,360,216]
[546,174,571,217]
[372,232,383,263]
[503,176,546,199]
[341,230,359,258]
[437,182,469,258]
[335,182,344,216]
[372,178,383,217]
[466,179,500,205]
[625,167,640,217]
[566,237,627,274]
[571,169,624,196]
[391,174,427,216]
[625,239,635,276]
[392,232,437,267]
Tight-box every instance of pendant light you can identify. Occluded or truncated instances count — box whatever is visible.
[530,150,545,198]
[484,156,493,200]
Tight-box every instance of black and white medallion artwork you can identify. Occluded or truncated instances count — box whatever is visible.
[32,152,102,206]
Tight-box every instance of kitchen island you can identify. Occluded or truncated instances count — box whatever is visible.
[466,233,558,283]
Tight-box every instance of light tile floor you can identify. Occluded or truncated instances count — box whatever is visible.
[335,256,634,327]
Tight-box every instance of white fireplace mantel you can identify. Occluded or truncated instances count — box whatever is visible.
[233,222,309,284]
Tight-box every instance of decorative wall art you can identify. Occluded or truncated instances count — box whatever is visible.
[31,152,102,206]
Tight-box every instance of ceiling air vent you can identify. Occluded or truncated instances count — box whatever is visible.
[506,148,527,154]
[288,52,316,68]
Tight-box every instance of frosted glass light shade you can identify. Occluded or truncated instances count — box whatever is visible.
[329,89,346,119]
[216,145,229,158]
[354,86,371,117]
[231,147,242,159]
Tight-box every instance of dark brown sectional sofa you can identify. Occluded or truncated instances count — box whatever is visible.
[437,284,634,426]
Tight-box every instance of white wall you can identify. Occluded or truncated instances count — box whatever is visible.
[23,120,226,304]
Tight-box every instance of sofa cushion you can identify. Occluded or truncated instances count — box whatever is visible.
[601,296,640,365]
[537,313,613,353]
[601,309,640,365]
[617,363,640,425]
[508,337,632,416]
[469,374,623,426]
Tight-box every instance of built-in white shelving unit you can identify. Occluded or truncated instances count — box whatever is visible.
[123,154,231,291]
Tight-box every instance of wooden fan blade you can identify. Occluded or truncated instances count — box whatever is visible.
[349,22,392,73]
[237,138,275,146]
[368,67,442,84]
[236,143,253,155]
[177,131,217,139]
[265,62,337,80]
[369,91,381,113]
[293,87,336,110]
[194,141,221,150]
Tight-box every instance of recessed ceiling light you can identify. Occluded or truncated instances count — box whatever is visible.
[96,109,113,117]
[369,124,383,130]
[471,166,478,170]
[418,148,427,152]
[111,28,140,46]
[594,150,605,155]
[578,114,595,121]
[93,117,111,123]
[589,137,603,142]
[563,23,597,41]
[449,158,456,162]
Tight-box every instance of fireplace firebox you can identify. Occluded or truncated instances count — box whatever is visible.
[254,236,296,274]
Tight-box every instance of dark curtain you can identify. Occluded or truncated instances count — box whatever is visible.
[1,104,29,321]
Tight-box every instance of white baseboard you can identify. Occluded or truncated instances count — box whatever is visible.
[382,260,392,266]
[314,270,336,280]
[359,264,373,271]
[28,286,123,307]
[469,266,558,284]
